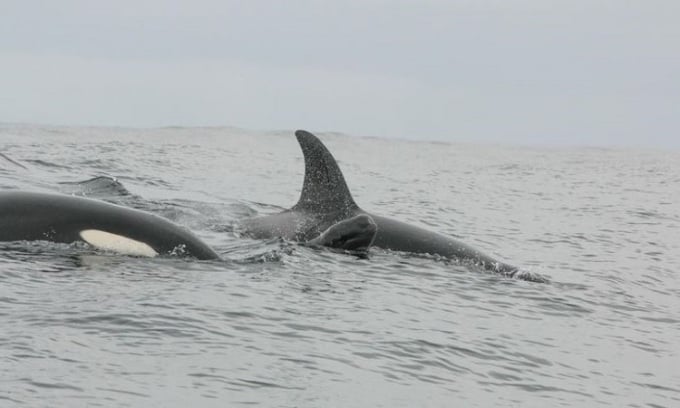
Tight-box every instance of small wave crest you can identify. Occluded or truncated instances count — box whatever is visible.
[59,176,131,198]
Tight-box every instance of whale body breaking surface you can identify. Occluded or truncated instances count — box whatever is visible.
[0,130,544,282]
[242,130,544,282]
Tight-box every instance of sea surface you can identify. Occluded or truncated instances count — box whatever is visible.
[1,125,678,407]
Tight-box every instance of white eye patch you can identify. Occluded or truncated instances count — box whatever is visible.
[79,229,158,257]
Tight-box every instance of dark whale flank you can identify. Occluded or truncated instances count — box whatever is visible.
[243,130,529,279]
[0,191,220,259]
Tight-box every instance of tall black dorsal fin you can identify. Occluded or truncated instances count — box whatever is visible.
[292,130,358,214]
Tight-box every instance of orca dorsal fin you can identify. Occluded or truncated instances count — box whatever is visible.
[292,130,358,214]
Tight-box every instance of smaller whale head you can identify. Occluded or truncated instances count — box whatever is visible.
[315,214,377,252]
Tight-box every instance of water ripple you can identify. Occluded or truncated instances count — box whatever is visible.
[1,125,679,407]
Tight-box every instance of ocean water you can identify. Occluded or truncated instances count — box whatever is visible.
[1,124,678,407]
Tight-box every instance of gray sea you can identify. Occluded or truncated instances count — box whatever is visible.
[1,124,678,407]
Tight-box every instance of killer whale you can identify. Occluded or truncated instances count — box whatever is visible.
[243,130,543,281]
[0,191,220,259]
[0,191,377,258]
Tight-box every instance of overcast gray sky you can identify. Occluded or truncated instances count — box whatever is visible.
[1,0,678,147]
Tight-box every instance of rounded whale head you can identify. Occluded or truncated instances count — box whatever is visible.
[310,214,377,251]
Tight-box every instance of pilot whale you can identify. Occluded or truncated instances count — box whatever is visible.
[0,191,377,258]
[243,130,543,281]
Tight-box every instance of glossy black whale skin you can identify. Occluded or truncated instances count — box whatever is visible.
[0,191,220,259]
[0,191,378,258]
